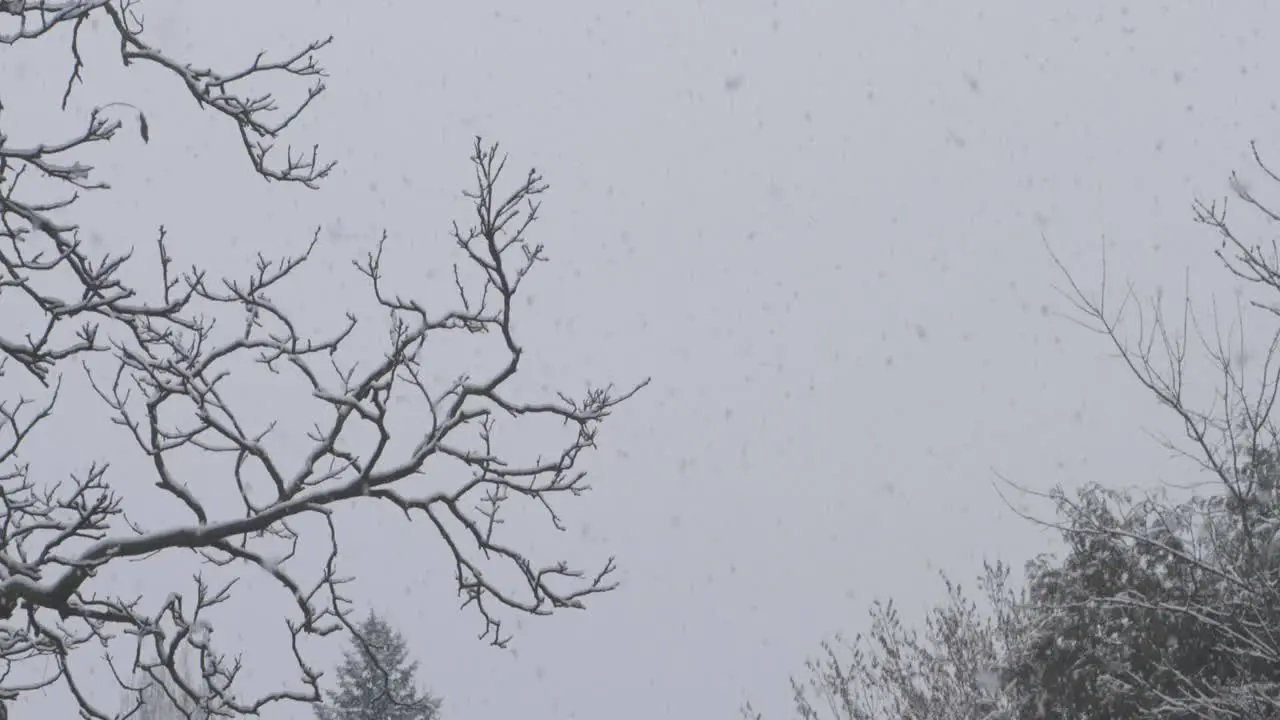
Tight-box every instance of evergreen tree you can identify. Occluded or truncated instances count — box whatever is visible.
[315,612,442,720]
[129,642,211,720]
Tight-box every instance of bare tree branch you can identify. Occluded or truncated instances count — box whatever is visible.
[0,6,645,718]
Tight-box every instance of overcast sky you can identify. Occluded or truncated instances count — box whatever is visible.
[6,1,1280,718]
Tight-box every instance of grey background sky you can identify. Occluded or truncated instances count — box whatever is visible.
[6,1,1278,718]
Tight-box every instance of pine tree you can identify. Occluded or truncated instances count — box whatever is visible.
[129,642,211,720]
[315,611,442,720]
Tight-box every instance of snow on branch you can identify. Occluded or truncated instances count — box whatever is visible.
[0,5,645,717]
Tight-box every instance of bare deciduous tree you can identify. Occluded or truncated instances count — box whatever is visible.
[1035,142,1280,718]
[0,4,645,717]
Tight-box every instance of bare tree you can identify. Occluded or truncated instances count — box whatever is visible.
[760,139,1280,720]
[0,3,645,718]
[1036,141,1280,718]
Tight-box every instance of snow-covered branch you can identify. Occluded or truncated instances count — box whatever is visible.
[0,6,644,718]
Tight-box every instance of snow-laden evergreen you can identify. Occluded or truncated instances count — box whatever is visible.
[314,612,441,720]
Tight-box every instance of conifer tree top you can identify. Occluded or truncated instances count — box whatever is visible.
[315,612,442,720]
